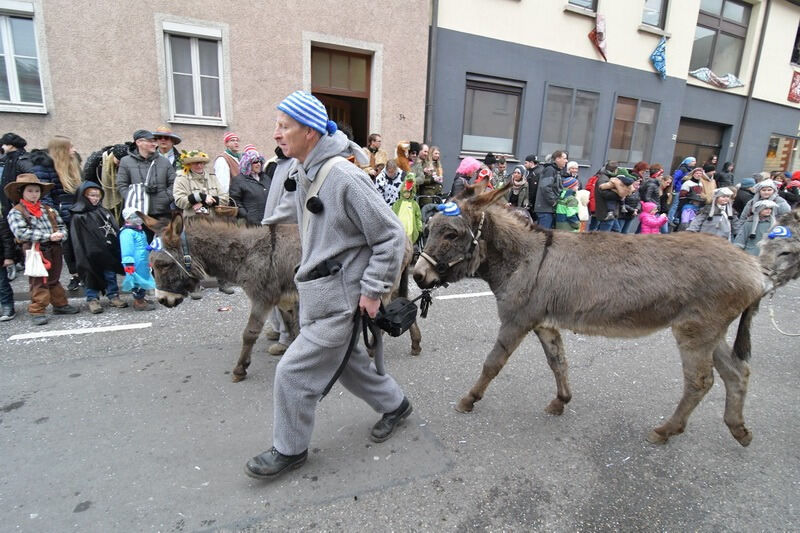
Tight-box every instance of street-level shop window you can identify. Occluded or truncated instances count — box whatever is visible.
[642,0,668,30]
[164,26,224,124]
[540,85,599,163]
[608,96,660,167]
[689,0,750,76]
[0,13,44,111]
[461,76,524,155]
[568,0,597,11]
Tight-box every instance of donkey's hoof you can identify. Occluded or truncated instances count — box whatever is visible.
[232,373,247,383]
[647,429,669,445]
[544,399,565,416]
[734,427,753,447]
[268,343,288,356]
[455,398,474,413]
[411,346,422,356]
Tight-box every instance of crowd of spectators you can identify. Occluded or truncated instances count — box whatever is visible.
[3,125,799,326]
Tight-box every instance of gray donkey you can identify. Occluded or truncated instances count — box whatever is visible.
[760,208,800,290]
[142,213,301,382]
[414,185,765,446]
[142,213,421,382]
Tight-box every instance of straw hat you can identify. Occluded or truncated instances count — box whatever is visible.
[179,150,209,166]
[3,173,54,203]
[153,125,182,144]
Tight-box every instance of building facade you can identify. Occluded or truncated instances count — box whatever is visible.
[427,0,800,186]
[1,0,429,160]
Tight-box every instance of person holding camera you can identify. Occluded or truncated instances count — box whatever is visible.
[173,150,227,219]
[116,129,176,240]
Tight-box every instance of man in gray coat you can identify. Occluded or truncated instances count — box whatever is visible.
[247,91,412,480]
[116,129,176,227]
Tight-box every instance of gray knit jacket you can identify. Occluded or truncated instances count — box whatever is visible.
[265,131,405,347]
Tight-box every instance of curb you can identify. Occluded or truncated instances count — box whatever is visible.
[10,279,220,302]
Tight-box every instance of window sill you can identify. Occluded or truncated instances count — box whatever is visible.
[458,151,519,163]
[0,103,47,114]
[563,4,596,19]
[638,24,671,39]
[169,116,227,127]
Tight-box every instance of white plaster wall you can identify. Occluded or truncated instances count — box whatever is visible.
[438,0,795,106]
[437,0,698,79]
[751,0,800,109]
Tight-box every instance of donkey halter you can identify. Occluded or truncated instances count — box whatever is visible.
[420,211,485,275]
[157,230,201,295]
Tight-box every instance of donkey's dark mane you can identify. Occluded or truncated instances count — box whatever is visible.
[183,215,277,238]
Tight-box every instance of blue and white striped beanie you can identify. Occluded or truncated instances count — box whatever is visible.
[277,91,338,136]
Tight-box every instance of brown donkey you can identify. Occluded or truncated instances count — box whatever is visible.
[413,186,765,446]
[142,213,422,382]
[142,213,302,382]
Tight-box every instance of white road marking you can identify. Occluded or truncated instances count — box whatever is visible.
[435,291,493,300]
[7,322,152,341]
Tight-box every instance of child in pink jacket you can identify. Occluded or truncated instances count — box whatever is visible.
[638,201,667,234]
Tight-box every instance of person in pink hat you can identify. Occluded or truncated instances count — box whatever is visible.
[213,132,241,196]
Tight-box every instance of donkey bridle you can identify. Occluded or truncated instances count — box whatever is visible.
[157,230,201,296]
[420,211,486,275]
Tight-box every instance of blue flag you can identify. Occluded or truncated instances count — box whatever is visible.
[650,37,667,80]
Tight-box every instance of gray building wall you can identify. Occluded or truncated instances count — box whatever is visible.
[430,28,800,190]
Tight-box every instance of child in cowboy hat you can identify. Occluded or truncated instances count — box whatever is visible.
[5,174,79,325]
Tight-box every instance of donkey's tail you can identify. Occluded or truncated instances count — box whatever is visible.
[399,262,410,299]
[733,299,760,361]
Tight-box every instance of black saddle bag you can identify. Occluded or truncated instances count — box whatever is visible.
[374,298,418,337]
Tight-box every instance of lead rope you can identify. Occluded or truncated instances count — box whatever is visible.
[768,298,800,336]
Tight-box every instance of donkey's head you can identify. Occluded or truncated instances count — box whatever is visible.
[141,212,205,308]
[759,208,800,289]
[413,184,508,289]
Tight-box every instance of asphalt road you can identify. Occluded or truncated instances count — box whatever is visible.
[1,276,799,532]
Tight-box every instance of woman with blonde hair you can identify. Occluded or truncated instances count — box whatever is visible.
[29,135,84,290]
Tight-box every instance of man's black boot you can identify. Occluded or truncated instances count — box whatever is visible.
[245,447,307,480]
[370,397,412,443]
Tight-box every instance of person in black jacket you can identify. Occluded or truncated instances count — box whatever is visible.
[533,150,567,228]
[716,162,735,188]
[0,214,16,321]
[1,132,34,214]
[733,177,756,217]
[229,150,271,226]
[524,154,542,220]
[69,182,126,314]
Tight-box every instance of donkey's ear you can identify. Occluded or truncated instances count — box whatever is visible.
[163,212,184,246]
[139,211,166,232]
[452,183,478,201]
[469,182,512,209]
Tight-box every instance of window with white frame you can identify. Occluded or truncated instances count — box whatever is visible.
[0,11,44,111]
[540,85,599,163]
[608,96,660,166]
[164,24,224,124]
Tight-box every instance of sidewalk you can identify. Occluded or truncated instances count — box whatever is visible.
[7,266,219,302]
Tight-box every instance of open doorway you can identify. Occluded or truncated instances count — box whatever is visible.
[671,118,726,172]
[311,46,370,146]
